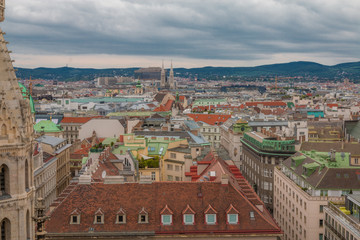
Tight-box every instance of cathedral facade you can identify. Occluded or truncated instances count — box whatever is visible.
[0,1,35,239]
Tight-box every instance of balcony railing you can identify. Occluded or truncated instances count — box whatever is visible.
[326,202,360,232]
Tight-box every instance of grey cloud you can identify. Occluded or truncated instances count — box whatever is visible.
[3,0,360,63]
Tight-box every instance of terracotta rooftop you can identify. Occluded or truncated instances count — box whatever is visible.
[45,182,281,236]
[187,114,231,126]
[245,101,287,107]
[60,116,101,124]
[154,99,174,112]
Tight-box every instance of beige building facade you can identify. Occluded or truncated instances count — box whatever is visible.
[33,146,57,211]
[36,136,71,196]
[274,167,343,240]
[198,122,221,148]
[0,16,35,240]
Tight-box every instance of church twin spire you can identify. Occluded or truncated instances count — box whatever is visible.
[160,60,175,90]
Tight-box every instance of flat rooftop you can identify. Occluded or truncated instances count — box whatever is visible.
[246,131,272,143]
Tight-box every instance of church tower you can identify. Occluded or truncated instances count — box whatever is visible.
[169,60,175,89]
[160,60,166,89]
[0,1,36,239]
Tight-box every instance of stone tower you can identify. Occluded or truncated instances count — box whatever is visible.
[169,60,175,89]
[0,1,36,239]
[160,60,166,89]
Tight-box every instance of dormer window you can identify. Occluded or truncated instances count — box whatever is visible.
[94,208,104,224]
[70,209,80,224]
[138,207,149,224]
[226,204,239,224]
[160,205,173,226]
[250,211,255,220]
[227,214,238,224]
[206,214,216,225]
[204,204,217,225]
[162,215,172,225]
[116,208,126,224]
[182,204,196,225]
[184,214,194,225]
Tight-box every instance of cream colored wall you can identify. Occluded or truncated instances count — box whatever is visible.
[34,158,57,211]
[274,167,343,240]
[79,119,125,140]
[139,168,160,181]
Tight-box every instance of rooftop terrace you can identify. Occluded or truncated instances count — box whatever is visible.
[300,151,359,168]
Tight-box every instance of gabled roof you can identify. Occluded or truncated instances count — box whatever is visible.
[160,205,174,215]
[226,204,240,214]
[182,204,196,214]
[245,101,287,107]
[45,182,281,236]
[154,99,174,112]
[204,204,217,214]
[154,93,167,103]
[60,116,101,124]
[187,114,231,126]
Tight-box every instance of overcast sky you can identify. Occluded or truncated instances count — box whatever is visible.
[2,0,360,68]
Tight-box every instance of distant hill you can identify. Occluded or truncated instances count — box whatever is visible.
[14,61,360,82]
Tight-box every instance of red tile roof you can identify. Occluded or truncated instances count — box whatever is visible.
[60,116,101,124]
[92,160,120,182]
[45,182,281,236]
[187,114,231,126]
[327,103,338,108]
[245,101,287,107]
[154,99,174,112]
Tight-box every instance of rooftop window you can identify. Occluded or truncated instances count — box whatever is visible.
[227,214,238,224]
[138,207,149,224]
[161,215,172,225]
[206,214,216,225]
[183,214,194,225]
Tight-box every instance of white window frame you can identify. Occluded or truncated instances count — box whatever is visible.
[116,214,126,224]
[161,214,172,225]
[227,214,238,224]
[70,215,80,224]
[206,214,216,225]
[183,214,194,225]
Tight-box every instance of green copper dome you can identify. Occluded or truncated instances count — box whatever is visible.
[18,82,35,113]
[34,120,61,133]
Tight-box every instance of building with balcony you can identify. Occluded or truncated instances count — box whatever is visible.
[274,150,360,240]
[241,131,296,211]
[324,195,360,240]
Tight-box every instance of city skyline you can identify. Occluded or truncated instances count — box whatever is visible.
[3,0,360,68]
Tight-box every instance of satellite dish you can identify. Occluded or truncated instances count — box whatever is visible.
[102,171,107,178]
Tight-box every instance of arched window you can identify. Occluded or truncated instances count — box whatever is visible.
[0,124,6,136]
[25,161,29,191]
[0,218,11,240]
[0,165,10,196]
[26,210,30,240]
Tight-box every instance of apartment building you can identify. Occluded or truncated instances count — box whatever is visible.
[36,135,72,196]
[220,118,251,169]
[324,195,360,240]
[274,150,360,240]
[241,131,296,211]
